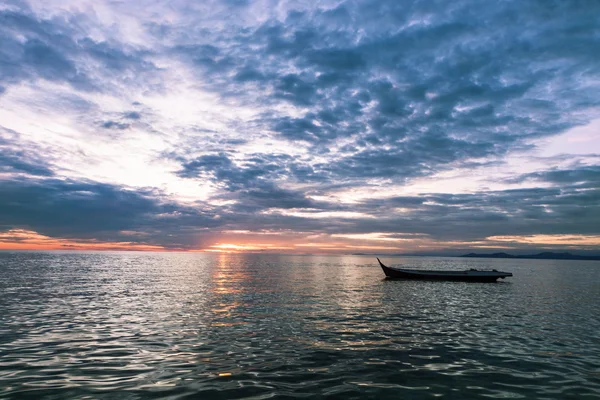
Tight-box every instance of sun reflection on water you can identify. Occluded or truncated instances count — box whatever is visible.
[1,253,600,398]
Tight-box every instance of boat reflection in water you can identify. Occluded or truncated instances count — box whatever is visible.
[377,258,513,282]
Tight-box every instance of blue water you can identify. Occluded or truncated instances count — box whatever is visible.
[1,252,599,399]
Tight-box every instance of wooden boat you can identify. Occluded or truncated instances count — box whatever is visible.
[377,258,512,282]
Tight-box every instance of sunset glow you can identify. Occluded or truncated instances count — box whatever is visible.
[0,229,167,251]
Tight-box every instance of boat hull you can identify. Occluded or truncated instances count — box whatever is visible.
[377,258,511,282]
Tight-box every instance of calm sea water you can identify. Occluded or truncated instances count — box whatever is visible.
[1,252,599,399]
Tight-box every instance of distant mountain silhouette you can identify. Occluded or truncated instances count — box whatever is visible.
[461,252,600,261]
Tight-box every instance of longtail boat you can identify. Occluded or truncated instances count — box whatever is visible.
[377,258,512,282]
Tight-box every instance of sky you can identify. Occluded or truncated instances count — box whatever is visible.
[1,0,599,254]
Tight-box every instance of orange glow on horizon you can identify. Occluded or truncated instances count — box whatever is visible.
[2,229,599,254]
[0,229,169,252]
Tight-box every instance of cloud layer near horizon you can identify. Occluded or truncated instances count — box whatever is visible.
[1,0,599,253]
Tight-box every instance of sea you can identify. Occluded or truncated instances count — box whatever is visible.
[1,251,599,399]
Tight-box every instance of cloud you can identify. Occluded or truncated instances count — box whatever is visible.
[0,178,162,234]
[343,179,600,242]
[226,181,319,211]
[0,177,223,248]
[174,152,321,211]
[123,111,141,120]
[509,165,600,188]
[0,2,157,93]
[101,120,130,130]
[0,126,56,176]
[1,0,599,252]
[0,149,54,176]
[155,0,600,189]
[175,152,280,188]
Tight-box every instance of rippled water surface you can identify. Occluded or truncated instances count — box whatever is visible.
[1,252,600,399]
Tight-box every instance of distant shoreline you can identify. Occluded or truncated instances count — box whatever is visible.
[460,252,600,261]
[351,251,600,260]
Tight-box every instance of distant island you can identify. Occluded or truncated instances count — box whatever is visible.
[351,251,600,260]
[460,252,600,261]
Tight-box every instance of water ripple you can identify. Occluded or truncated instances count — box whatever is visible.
[1,252,599,399]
